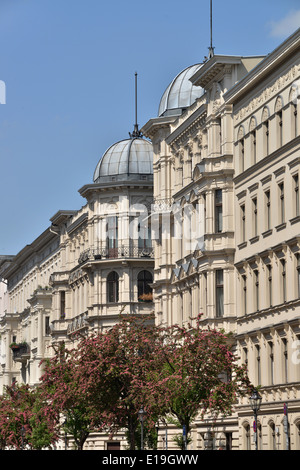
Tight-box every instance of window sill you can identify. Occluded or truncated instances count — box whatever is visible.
[238,241,247,250]
[262,229,272,238]
[290,215,300,225]
[275,222,286,232]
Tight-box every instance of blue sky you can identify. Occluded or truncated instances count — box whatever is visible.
[0,0,299,255]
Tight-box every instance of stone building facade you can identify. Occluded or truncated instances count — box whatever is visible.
[1,27,300,450]
[142,28,300,450]
[0,128,154,449]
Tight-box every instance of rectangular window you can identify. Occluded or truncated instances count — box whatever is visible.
[216,269,224,317]
[254,270,259,311]
[293,174,299,217]
[242,274,247,315]
[252,197,257,237]
[264,120,269,156]
[106,216,118,257]
[241,204,245,242]
[268,265,272,307]
[297,254,300,298]
[282,338,288,383]
[60,291,65,319]
[256,345,261,386]
[281,259,286,303]
[265,190,271,230]
[45,316,51,335]
[215,189,223,233]
[279,182,285,224]
[269,342,274,385]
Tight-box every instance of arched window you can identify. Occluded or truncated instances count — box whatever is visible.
[237,126,245,172]
[107,271,119,303]
[249,117,257,164]
[268,421,277,450]
[138,270,153,301]
[275,96,283,148]
[289,85,298,139]
[262,107,270,157]
[243,422,251,450]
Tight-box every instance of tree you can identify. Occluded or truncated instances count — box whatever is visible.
[73,314,161,450]
[39,342,95,450]
[146,316,252,446]
[0,383,58,450]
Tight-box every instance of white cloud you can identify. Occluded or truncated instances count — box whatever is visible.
[268,9,300,38]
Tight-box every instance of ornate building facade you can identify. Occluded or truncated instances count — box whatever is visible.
[1,27,300,450]
[142,28,300,450]
[0,126,154,449]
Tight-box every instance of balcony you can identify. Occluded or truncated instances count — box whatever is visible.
[78,244,154,265]
[10,342,30,363]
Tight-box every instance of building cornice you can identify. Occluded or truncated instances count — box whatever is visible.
[190,55,243,89]
[225,28,300,104]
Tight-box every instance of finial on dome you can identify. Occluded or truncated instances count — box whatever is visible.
[129,72,143,138]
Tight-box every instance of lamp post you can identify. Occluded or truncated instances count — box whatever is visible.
[249,388,262,450]
[138,406,146,450]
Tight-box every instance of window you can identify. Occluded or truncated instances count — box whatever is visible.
[244,423,251,450]
[138,220,152,250]
[60,291,65,319]
[251,129,256,164]
[239,137,245,172]
[282,338,288,383]
[292,101,298,138]
[106,216,118,257]
[281,259,286,303]
[264,120,269,156]
[107,271,119,303]
[269,422,277,450]
[256,344,261,385]
[254,269,259,311]
[216,269,224,317]
[242,274,247,315]
[265,190,271,231]
[278,182,285,224]
[293,174,299,217]
[137,270,153,300]
[243,347,248,373]
[215,189,223,233]
[45,316,51,335]
[289,87,298,139]
[241,204,246,242]
[268,342,274,385]
[252,198,258,237]
[297,254,300,298]
[275,101,283,147]
[267,265,272,307]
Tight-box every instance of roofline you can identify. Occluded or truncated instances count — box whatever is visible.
[224,27,300,104]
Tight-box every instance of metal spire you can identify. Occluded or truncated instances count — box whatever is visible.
[208,0,215,58]
[130,72,142,138]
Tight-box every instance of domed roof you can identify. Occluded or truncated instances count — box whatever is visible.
[93,136,153,184]
[158,64,204,117]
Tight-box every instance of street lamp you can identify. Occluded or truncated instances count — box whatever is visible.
[138,406,147,450]
[249,388,262,450]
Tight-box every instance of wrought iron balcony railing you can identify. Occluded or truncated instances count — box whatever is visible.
[78,244,154,264]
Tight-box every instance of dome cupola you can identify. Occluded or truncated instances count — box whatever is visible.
[93,136,153,184]
[158,64,204,117]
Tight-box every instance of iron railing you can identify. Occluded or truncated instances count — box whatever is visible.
[78,244,154,264]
